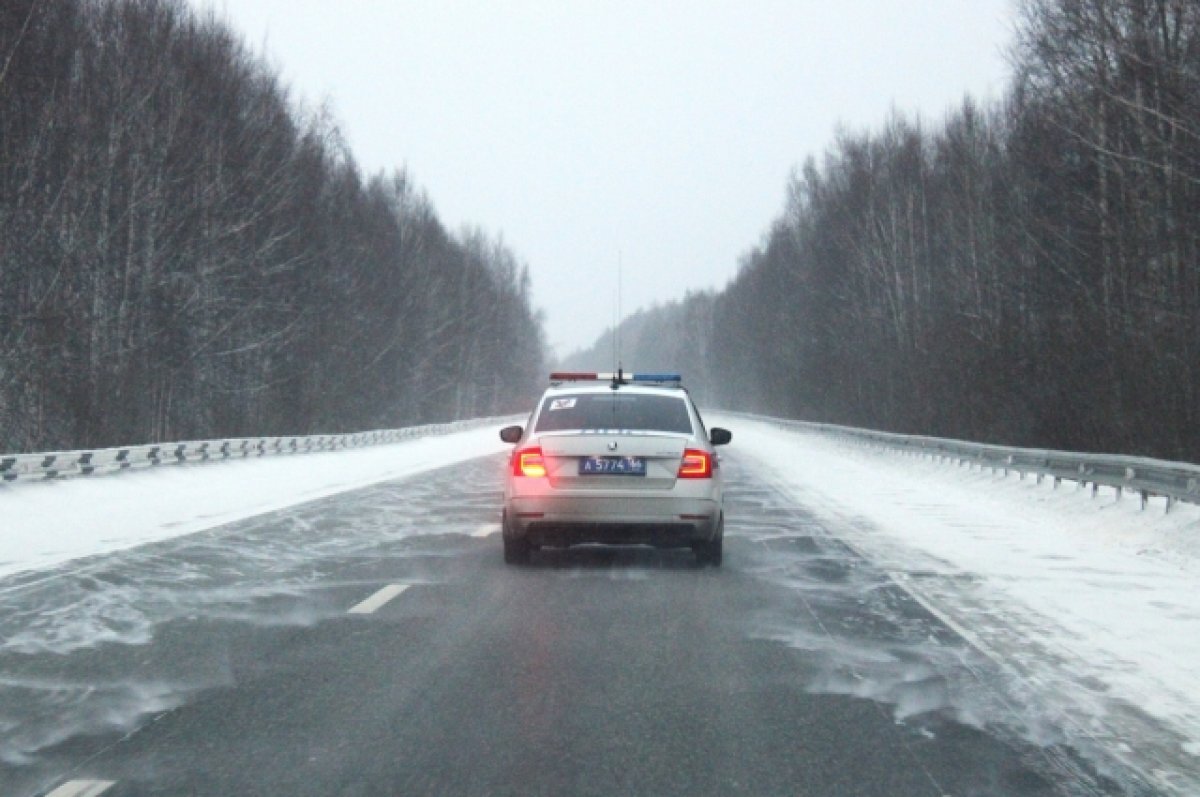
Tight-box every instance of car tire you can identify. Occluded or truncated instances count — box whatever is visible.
[696,536,723,567]
[504,536,531,565]
[695,516,723,567]
[502,511,531,565]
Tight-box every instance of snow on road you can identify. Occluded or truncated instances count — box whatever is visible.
[0,424,510,581]
[718,414,1200,794]
[5,410,1200,789]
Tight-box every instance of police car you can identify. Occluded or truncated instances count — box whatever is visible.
[498,371,731,566]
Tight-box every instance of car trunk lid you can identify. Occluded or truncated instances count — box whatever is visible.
[539,433,686,490]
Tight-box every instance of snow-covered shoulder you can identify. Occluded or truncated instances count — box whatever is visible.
[718,413,1200,794]
[0,425,508,581]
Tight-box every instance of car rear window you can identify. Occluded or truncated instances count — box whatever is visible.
[534,393,693,434]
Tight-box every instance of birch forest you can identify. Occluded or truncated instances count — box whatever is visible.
[0,0,547,452]
[568,0,1200,461]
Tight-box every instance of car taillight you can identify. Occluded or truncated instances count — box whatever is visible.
[514,447,547,478]
[678,448,713,479]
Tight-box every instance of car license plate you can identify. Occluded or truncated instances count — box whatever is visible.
[579,456,647,476]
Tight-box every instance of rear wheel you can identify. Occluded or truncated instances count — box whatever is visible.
[503,536,531,565]
[502,512,531,565]
[694,516,724,567]
[695,536,722,567]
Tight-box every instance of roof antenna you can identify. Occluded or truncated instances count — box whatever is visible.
[616,250,622,371]
[611,255,618,375]
[611,252,623,390]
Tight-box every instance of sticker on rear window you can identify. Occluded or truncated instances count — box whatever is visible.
[549,398,577,410]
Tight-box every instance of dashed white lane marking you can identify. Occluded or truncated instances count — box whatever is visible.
[348,584,410,614]
[46,782,116,797]
[471,523,499,538]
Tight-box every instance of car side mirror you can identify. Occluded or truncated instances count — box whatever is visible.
[709,427,732,446]
[499,425,523,444]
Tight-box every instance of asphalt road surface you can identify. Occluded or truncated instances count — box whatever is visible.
[0,451,1153,796]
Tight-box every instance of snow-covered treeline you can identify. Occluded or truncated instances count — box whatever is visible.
[568,0,1200,462]
[0,0,547,453]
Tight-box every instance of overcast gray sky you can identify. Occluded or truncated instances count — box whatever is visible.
[200,0,1016,358]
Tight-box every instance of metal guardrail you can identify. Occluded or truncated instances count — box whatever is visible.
[725,412,1200,511]
[0,415,520,485]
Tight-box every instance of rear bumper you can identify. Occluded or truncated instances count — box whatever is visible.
[505,495,721,548]
[523,521,710,549]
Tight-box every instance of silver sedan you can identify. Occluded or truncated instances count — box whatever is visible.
[499,374,731,566]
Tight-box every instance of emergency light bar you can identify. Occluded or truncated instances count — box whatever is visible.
[549,371,682,384]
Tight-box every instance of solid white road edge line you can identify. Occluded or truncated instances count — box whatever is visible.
[46,781,117,797]
[471,523,498,537]
[347,584,410,614]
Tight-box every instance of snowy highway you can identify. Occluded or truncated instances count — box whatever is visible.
[2,418,1198,796]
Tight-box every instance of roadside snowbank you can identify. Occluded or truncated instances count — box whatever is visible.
[718,414,1200,793]
[0,424,509,580]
